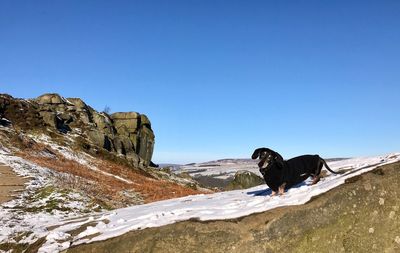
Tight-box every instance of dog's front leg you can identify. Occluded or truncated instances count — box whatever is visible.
[278,183,286,195]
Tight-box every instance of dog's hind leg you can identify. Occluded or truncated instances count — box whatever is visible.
[311,159,324,184]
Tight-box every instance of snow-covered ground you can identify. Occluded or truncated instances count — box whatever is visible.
[1,149,400,253]
[176,159,260,179]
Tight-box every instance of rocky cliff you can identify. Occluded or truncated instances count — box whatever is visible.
[0,93,155,167]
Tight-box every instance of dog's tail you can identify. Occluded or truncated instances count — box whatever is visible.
[321,158,344,174]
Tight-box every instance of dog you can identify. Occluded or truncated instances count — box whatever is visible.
[251,147,339,196]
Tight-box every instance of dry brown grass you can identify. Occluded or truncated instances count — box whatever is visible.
[91,158,203,203]
[16,138,205,206]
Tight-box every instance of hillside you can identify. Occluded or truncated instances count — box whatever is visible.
[65,160,400,253]
[1,148,398,252]
[1,93,399,252]
[0,93,210,252]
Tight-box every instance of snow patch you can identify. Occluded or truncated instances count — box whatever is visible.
[38,153,400,252]
[1,148,399,253]
[0,150,100,247]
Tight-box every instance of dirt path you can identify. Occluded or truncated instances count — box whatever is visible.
[0,164,28,203]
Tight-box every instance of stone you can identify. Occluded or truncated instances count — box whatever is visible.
[1,93,155,167]
[36,93,65,104]
[58,112,73,123]
[87,130,110,151]
[111,111,155,165]
[111,113,141,145]
[66,98,88,110]
[77,112,91,125]
[226,170,265,190]
[0,95,44,129]
[39,111,58,128]
[137,127,155,164]
[111,112,140,120]
[92,112,114,135]
[113,136,134,156]
[140,114,151,127]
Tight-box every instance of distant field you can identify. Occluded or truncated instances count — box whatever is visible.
[172,158,348,189]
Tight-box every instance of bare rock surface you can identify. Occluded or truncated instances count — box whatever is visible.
[65,161,400,253]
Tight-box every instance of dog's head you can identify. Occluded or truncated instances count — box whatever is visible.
[251,147,284,170]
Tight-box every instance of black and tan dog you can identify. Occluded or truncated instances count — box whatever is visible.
[251,147,339,196]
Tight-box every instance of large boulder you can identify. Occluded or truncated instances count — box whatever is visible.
[0,94,44,129]
[92,112,115,136]
[137,126,155,163]
[112,112,140,130]
[66,98,88,111]
[38,111,58,128]
[111,112,155,166]
[225,170,265,190]
[36,93,67,105]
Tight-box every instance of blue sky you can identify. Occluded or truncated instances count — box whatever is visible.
[1,1,399,163]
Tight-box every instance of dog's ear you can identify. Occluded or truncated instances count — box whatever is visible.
[273,151,285,168]
[251,147,269,159]
[251,148,262,159]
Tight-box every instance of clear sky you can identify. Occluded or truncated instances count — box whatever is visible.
[1,1,399,164]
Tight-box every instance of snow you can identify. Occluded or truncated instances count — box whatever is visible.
[30,134,135,185]
[40,153,400,252]
[0,147,100,247]
[1,147,399,252]
[177,159,260,179]
[0,118,12,124]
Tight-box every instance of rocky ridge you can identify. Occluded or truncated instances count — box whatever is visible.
[0,93,154,167]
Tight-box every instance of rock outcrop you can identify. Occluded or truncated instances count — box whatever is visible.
[65,161,400,253]
[225,170,265,190]
[111,112,154,163]
[0,93,155,167]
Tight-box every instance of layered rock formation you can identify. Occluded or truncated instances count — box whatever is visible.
[0,93,155,167]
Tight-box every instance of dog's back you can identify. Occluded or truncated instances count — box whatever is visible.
[283,155,320,188]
